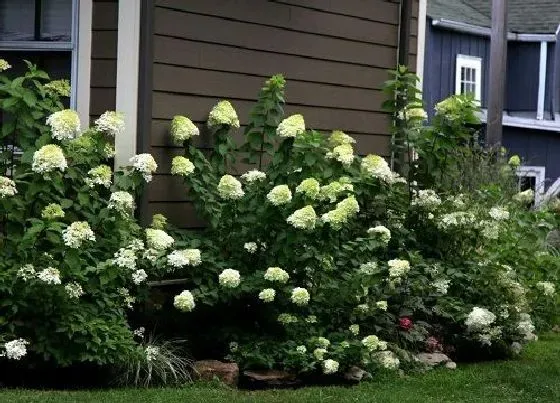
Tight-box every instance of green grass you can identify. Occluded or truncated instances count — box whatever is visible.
[3,334,560,403]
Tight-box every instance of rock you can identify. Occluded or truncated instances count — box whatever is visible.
[194,360,239,387]
[343,366,372,383]
[552,325,560,333]
[416,352,451,366]
[242,369,300,388]
[445,361,457,370]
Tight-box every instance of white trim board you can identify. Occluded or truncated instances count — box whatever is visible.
[545,177,560,200]
[416,0,427,90]
[432,19,557,42]
[455,54,482,101]
[75,0,92,126]
[479,110,560,132]
[516,166,546,205]
[115,0,142,168]
[537,42,548,120]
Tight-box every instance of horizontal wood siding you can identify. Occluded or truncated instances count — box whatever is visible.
[90,0,118,119]
[148,0,414,227]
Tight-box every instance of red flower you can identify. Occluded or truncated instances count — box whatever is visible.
[399,317,413,331]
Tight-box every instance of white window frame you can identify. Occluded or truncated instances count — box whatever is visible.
[516,166,546,206]
[0,0,91,122]
[455,54,482,102]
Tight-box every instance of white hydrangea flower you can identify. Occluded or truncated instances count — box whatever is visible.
[170,115,199,143]
[318,180,354,203]
[277,313,298,325]
[85,164,112,188]
[296,345,307,354]
[359,261,378,275]
[321,196,360,230]
[328,130,356,147]
[2,339,29,360]
[313,348,327,361]
[368,226,391,243]
[536,281,556,297]
[167,249,202,268]
[433,279,451,295]
[217,175,244,200]
[241,170,266,183]
[356,304,369,313]
[174,290,195,312]
[438,211,476,229]
[244,242,258,253]
[267,185,292,206]
[0,176,17,198]
[326,144,354,166]
[316,337,330,348]
[219,269,241,288]
[287,205,317,230]
[171,156,195,177]
[132,269,148,285]
[108,191,136,216]
[258,288,276,303]
[46,109,81,140]
[0,59,12,71]
[94,111,125,137]
[264,267,289,283]
[448,194,466,209]
[376,301,388,311]
[208,100,240,128]
[104,143,116,159]
[465,307,496,331]
[411,189,442,209]
[349,324,360,335]
[291,287,310,306]
[323,359,339,374]
[513,189,535,204]
[387,259,410,278]
[295,178,321,199]
[361,155,392,182]
[129,153,157,182]
[17,264,36,281]
[277,114,305,138]
[145,345,159,362]
[362,335,382,352]
[306,315,318,324]
[489,206,510,221]
[143,248,161,263]
[113,247,137,270]
[146,228,174,250]
[65,282,84,299]
[32,144,67,174]
[62,221,95,248]
[37,267,61,285]
[375,351,400,370]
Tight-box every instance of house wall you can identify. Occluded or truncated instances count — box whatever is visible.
[89,0,118,120]
[140,0,419,228]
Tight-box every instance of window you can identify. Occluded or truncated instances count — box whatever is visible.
[0,0,77,105]
[516,166,546,206]
[455,54,482,102]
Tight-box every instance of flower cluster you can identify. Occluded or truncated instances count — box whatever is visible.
[278,313,298,325]
[2,339,29,360]
[264,267,289,283]
[85,164,112,188]
[46,109,81,140]
[536,281,556,297]
[322,359,339,374]
[132,269,148,285]
[171,156,195,176]
[219,269,241,288]
[259,288,276,303]
[113,247,137,270]
[295,178,321,199]
[174,290,195,312]
[32,144,68,174]
[146,228,174,250]
[151,214,167,229]
[513,189,534,204]
[433,279,451,295]
[44,79,70,97]
[291,287,310,305]
[17,264,36,281]
[170,115,199,143]
[368,226,391,244]
[0,59,12,71]
[244,242,258,253]
[322,196,359,229]
[108,191,135,216]
[218,175,244,200]
[129,153,157,182]
[208,100,240,128]
[489,206,510,221]
[276,114,305,138]
[318,179,353,202]
[375,351,400,370]
[267,185,292,205]
[167,249,202,268]
[241,170,266,183]
[37,267,61,285]
[287,205,317,230]
[328,130,356,147]
[65,282,84,299]
[388,259,410,278]
[326,144,354,166]
[438,211,476,229]
[376,301,388,311]
[361,155,392,182]
[362,335,387,352]
[62,221,96,248]
[94,111,125,137]
[465,307,496,332]
[517,313,537,341]
[0,176,17,198]
[349,324,360,335]
[411,189,442,209]
[359,261,378,275]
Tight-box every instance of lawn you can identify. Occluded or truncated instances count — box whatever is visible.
[3,334,560,403]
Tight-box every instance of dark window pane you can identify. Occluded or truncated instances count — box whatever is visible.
[0,0,35,41]
[461,67,465,81]
[0,50,71,80]
[461,82,465,94]
[41,0,72,41]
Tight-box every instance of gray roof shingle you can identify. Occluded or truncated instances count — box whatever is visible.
[428,0,560,34]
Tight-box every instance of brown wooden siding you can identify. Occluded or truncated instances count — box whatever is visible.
[90,0,118,119]
[146,0,418,227]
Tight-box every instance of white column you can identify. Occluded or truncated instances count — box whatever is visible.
[74,0,92,126]
[537,41,548,120]
[416,0,427,90]
[115,0,142,168]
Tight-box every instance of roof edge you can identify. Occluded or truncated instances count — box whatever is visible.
[432,18,557,42]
